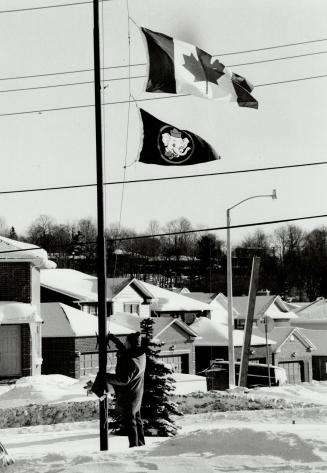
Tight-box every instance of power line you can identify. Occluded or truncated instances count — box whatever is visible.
[0,0,112,14]
[2,50,327,95]
[1,37,326,82]
[1,213,326,254]
[0,161,326,196]
[0,73,326,118]
[112,213,327,241]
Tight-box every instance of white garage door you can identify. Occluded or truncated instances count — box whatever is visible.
[0,325,22,377]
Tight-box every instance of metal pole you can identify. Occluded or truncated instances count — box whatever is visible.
[265,319,271,387]
[239,256,261,387]
[93,0,108,451]
[226,209,236,388]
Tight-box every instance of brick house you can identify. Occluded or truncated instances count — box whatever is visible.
[40,270,154,317]
[189,316,269,375]
[253,326,316,383]
[291,299,327,381]
[184,292,237,326]
[41,302,134,378]
[232,295,298,329]
[41,303,197,378]
[40,269,211,322]
[151,318,198,374]
[0,236,55,379]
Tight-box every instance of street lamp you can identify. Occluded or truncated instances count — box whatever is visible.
[226,189,277,388]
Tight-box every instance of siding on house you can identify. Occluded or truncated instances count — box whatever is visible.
[272,333,313,382]
[154,322,196,375]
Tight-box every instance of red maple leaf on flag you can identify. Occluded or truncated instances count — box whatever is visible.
[183,47,225,85]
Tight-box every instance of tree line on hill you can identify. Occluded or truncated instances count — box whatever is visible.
[1,215,327,301]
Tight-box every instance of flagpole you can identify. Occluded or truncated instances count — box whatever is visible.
[93,0,108,451]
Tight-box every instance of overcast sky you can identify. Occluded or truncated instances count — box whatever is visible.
[0,0,327,243]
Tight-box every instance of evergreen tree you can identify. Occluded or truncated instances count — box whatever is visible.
[140,318,182,436]
[109,318,181,437]
[9,227,17,240]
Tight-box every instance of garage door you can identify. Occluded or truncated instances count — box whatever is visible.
[160,354,189,373]
[0,325,22,377]
[279,361,304,384]
[79,352,116,376]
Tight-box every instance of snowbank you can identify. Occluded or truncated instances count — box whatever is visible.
[252,381,327,406]
[0,375,88,408]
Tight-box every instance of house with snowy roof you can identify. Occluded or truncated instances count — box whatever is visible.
[0,236,56,379]
[184,292,239,325]
[40,269,211,322]
[291,297,327,330]
[290,299,327,381]
[41,302,134,378]
[250,325,316,384]
[189,316,271,374]
[232,295,298,329]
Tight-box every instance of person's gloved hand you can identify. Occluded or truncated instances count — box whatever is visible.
[91,372,108,398]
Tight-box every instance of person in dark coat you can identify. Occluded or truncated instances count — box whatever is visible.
[93,331,146,448]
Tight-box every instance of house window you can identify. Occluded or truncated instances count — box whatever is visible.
[123,303,139,315]
[82,305,98,316]
[80,352,117,376]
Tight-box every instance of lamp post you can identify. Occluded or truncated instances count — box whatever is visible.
[226,189,277,388]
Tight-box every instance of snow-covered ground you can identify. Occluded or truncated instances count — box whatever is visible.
[1,377,327,472]
[2,407,327,473]
[0,373,207,409]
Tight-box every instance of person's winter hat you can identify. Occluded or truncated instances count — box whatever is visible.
[126,331,141,347]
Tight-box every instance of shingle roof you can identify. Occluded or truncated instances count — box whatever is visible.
[295,298,327,320]
[301,328,327,356]
[252,326,316,353]
[232,295,297,320]
[151,317,198,339]
[232,295,274,319]
[183,292,218,304]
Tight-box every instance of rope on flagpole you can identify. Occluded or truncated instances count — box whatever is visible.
[113,0,133,278]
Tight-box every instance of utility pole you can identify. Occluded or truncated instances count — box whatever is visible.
[226,208,236,387]
[239,256,261,387]
[93,0,108,451]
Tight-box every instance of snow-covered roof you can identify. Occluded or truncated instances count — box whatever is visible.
[40,269,143,303]
[262,326,317,353]
[294,298,327,320]
[233,295,298,320]
[301,328,327,356]
[137,281,211,312]
[41,269,97,301]
[184,292,218,304]
[152,317,198,339]
[41,303,134,337]
[189,317,270,347]
[0,236,56,269]
[0,302,42,324]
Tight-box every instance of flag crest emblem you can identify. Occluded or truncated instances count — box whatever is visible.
[138,108,220,166]
[158,126,194,164]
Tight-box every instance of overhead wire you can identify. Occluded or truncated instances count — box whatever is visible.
[0,73,327,118]
[0,160,326,195]
[0,37,326,83]
[1,212,327,254]
[0,0,113,14]
[1,50,327,95]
